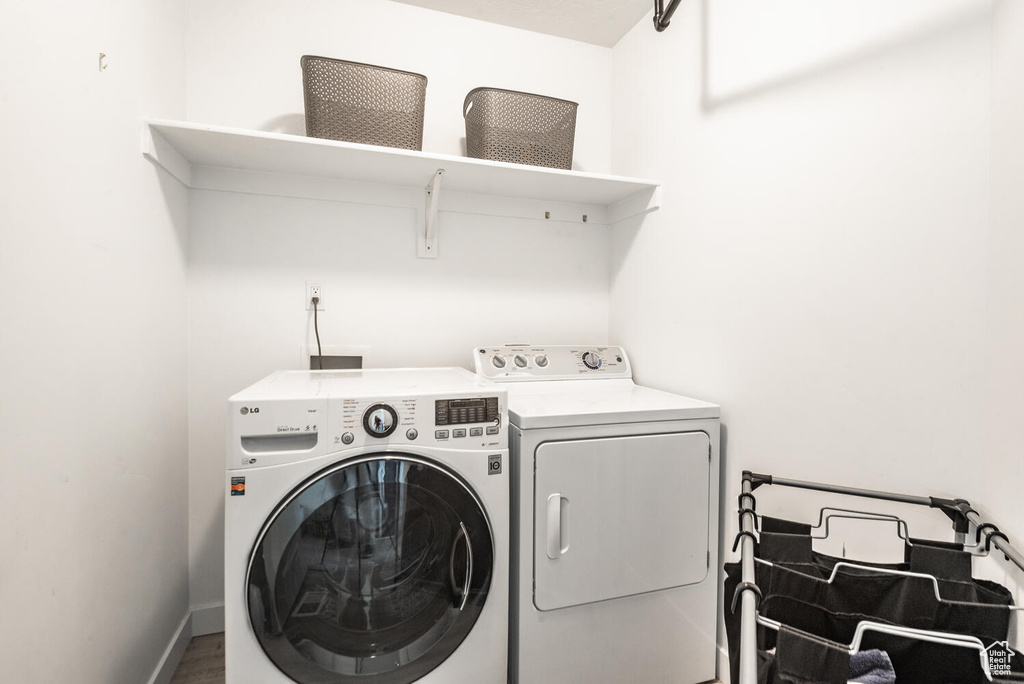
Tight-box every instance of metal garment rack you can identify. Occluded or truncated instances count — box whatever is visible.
[734,471,1024,684]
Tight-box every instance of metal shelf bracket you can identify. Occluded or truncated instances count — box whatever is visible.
[419,169,444,259]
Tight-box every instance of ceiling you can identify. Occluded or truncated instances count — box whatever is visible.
[390,0,654,48]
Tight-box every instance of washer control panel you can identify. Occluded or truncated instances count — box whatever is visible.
[363,403,399,438]
[229,369,507,470]
[435,397,501,426]
[474,345,631,381]
[330,394,505,450]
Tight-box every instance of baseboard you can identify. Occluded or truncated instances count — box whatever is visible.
[148,611,193,684]
[147,603,226,684]
[192,603,225,636]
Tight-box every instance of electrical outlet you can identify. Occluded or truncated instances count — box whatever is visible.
[306,282,325,310]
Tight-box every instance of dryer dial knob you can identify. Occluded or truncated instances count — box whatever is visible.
[582,351,602,370]
[492,355,507,369]
[514,354,528,368]
[363,404,398,438]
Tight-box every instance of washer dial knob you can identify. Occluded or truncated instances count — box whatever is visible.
[535,354,549,368]
[363,404,398,438]
[514,354,528,368]
[492,355,507,369]
[582,351,602,370]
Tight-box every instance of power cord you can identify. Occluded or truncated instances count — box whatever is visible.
[312,295,323,370]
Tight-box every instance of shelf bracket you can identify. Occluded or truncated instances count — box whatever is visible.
[419,169,444,259]
[141,123,191,187]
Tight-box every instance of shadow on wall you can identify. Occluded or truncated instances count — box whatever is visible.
[700,0,991,111]
[138,159,191,263]
[193,482,227,612]
[121,568,190,682]
[158,163,190,261]
[718,420,730,544]
[607,210,645,284]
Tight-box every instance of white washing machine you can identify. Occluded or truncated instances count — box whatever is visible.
[475,345,721,684]
[225,368,508,684]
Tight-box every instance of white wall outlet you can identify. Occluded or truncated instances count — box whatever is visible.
[306,281,325,310]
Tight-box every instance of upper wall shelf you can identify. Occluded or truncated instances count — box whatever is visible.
[141,119,661,257]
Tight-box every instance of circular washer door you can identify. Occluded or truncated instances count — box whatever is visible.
[246,455,493,684]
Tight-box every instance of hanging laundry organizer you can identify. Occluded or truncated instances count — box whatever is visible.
[727,472,1024,684]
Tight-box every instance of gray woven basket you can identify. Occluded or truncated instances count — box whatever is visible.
[301,56,427,151]
[463,87,578,170]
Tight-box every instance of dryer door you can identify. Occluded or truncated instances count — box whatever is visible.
[246,455,493,684]
[533,431,710,611]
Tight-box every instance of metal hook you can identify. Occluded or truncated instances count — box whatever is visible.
[99,53,108,72]
[653,0,681,31]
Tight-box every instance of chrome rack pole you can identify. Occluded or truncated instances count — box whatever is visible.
[767,475,933,507]
[738,476,758,684]
[752,472,1024,574]
[765,475,971,542]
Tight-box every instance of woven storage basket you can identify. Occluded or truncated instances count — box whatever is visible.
[301,56,427,151]
[463,87,578,170]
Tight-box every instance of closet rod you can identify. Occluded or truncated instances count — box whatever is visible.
[653,0,682,31]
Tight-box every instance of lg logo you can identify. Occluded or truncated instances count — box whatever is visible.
[240,407,260,415]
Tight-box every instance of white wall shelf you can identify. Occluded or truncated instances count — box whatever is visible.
[142,119,661,257]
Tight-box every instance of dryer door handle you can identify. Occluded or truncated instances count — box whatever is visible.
[546,493,571,559]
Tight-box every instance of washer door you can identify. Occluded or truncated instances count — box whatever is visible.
[246,455,493,684]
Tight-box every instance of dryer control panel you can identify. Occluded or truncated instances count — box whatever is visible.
[474,344,632,381]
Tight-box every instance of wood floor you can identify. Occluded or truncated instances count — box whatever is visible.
[170,633,225,684]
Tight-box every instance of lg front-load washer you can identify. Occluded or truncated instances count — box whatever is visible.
[475,345,721,684]
[225,368,508,684]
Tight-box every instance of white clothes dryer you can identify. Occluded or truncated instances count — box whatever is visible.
[225,368,508,684]
[475,345,721,684]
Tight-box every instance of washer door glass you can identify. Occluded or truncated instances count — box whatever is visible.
[247,455,493,684]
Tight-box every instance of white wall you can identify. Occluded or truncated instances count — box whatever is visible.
[611,0,1018,664]
[0,1,189,682]
[184,0,614,610]
[612,0,992,506]
[984,0,1024,584]
[0,0,1014,679]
